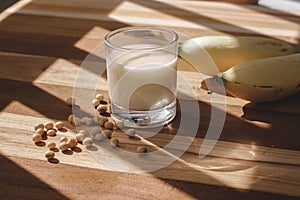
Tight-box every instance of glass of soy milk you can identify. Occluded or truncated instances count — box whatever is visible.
[104,27,179,128]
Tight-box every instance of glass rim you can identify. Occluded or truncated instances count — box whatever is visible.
[104,26,179,51]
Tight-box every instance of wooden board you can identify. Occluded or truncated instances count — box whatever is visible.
[1,0,300,199]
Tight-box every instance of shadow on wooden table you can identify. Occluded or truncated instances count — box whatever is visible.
[241,95,300,150]
[153,98,300,199]
[200,77,300,150]
[0,0,19,12]
[1,0,299,199]
[0,154,68,200]
[0,78,73,120]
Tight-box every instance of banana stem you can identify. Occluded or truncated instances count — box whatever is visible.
[213,74,225,86]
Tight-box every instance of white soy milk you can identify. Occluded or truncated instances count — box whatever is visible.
[107,45,177,111]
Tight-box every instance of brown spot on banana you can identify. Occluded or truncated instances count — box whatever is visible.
[257,85,274,89]
[281,48,289,52]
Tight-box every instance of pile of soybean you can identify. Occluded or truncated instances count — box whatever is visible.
[31,94,148,163]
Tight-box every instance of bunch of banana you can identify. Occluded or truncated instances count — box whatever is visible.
[179,36,299,75]
[179,36,300,102]
[215,53,300,102]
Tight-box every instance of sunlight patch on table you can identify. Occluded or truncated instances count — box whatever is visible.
[0,0,33,21]
[0,101,47,118]
[33,58,108,91]
[74,26,110,52]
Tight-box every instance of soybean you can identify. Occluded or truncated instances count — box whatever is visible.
[44,121,54,130]
[90,127,101,136]
[45,151,55,160]
[98,117,108,127]
[47,129,56,136]
[102,130,112,139]
[66,97,76,105]
[47,141,56,149]
[125,129,136,138]
[91,99,100,107]
[94,133,104,141]
[136,146,148,153]
[59,142,69,151]
[36,128,44,136]
[110,138,119,147]
[75,133,85,142]
[34,123,44,131]
[85,118,94,126]
[80,117,88,124]
[55,121,64,130]
[83,138,93,147]
[95,93,104,101]
[93,117,99,124]
[32,133,42,143]
[96,105,107,113]
[87,134,94,140]
[60,136,68,143]
[79,129,89,136]
[68,114,74,124]
[73,117,81,126]
[104,121,114,130]
[67,137,77,148]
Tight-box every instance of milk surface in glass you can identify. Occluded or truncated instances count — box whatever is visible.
[108,44,177,111]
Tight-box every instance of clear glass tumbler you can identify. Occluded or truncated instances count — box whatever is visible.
[105,27,179,128]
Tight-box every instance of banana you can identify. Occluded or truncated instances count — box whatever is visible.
[216,53,300,102]
[179,36,300,75]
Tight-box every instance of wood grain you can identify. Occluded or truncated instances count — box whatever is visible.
[1,0,300,199]
[1,111,300,197]
[3,155,299,200]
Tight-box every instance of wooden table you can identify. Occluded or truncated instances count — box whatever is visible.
[1,0,300,199]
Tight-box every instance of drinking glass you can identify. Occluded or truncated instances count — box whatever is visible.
[105,27,179,128]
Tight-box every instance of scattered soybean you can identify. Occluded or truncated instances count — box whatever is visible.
[55,121,64,130]
[66,97,76,105]
[95,93,104,101]
[59,142,69,151]
[90,127,101,136]
[136,146,148,153]
[104,121,114,130]
[91,99,100,107]
[125,129,136,138]
[47,129,56,136]
[79,129,89,136]
[85,118,94,126]
[32,133,42,143]
[96,105,107,113]
[102,130,112,139]
[110,138,119,147]
[83,138,93,147]
[34,123,44,131]
[44,121,54,130]
[93,117,99,124]
[47,141,56,149]
[75,133,85,142]
[60,136,68,143]
[45,151,55,159]
[67,137,77,148]
[98,117,108,127]
[36,128,44,136]
[94,133,104,141]
[68,114,74,124]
